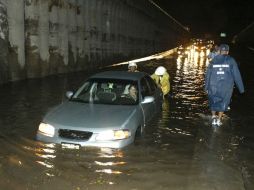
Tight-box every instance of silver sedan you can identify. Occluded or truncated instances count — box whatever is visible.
[36,71,163,149]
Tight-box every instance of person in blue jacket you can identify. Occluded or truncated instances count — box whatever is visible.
[207,44,220,62]
[205,44,244,126]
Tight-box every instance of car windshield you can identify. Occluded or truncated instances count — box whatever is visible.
[70,78,139,105]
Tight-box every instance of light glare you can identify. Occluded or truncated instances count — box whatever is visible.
[38,123,55,137]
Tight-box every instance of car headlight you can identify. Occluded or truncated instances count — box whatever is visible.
[96,130,131,141]
[38,123,55,137]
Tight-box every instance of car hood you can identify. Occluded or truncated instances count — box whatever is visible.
[44,101,137,130]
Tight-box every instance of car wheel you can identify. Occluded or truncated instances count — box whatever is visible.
[135,125,144,138]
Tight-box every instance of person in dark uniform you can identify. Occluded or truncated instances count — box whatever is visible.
[205,44,244,126]
[207,44,220,62]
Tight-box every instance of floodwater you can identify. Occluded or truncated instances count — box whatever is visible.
[0,44,254,190]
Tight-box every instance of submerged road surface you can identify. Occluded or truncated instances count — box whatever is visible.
[0,45,254,190]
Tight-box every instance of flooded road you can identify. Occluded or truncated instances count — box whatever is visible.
[0,45,254,190]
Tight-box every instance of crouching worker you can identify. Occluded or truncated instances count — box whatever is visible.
[151,66,170,98]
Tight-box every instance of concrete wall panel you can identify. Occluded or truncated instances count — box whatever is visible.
[6,0,26,82]
[0,0,9,84]
[0,0,189,84]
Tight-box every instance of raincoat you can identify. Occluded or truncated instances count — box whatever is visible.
[151,72,170,96]
[205,55,244,111]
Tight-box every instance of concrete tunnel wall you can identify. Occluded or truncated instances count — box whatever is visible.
[0,0,189,84]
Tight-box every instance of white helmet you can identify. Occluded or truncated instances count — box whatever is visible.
[155,66,166,75]
[128,62,137,68]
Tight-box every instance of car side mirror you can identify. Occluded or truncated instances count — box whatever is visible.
[66,91,74,99]
[141,96,154,104]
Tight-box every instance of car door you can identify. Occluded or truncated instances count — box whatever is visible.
[140,77,156,125]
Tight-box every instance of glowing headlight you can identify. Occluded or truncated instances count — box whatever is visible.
[114,130,131,140]
[38,123,55,137]
[96,130,131,141]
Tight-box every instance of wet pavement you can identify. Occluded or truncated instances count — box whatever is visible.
[0,45,254,190]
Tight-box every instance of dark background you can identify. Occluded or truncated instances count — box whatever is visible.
[154,0,254,40]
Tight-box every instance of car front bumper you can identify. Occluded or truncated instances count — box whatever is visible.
[36,132,134,149]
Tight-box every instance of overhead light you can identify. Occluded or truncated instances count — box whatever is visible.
[220,33,227,37]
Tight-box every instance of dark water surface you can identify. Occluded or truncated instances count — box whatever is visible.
[0,46,254,190]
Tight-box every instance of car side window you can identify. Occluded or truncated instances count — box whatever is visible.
[145,76,157,93]
[140,78,151,98]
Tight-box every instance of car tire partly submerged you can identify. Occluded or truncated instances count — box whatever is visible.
[134,125,145,146]
[135,125,144,138]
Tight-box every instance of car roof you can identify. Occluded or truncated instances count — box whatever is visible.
[90,71,149,81]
